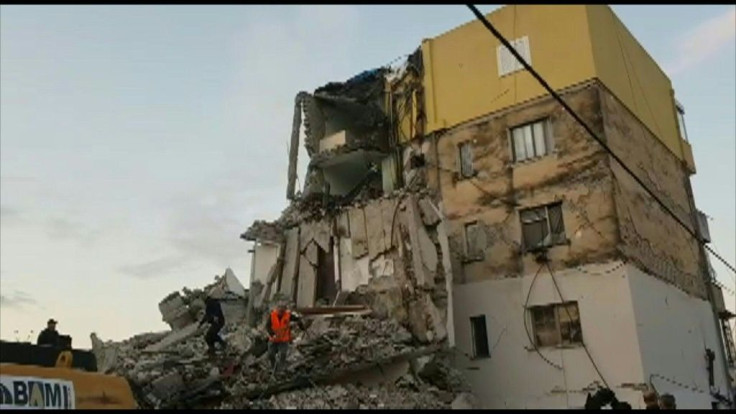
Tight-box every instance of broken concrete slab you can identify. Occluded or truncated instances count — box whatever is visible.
[151,371,185,401]
[299,221,316,253]
[336,211,351,238]
[348,207,368,259]
[144,324,199,353]
[313,219,332,253]
[365,201,386,260]
[297,245,317,307]
[381,198,398,251]
[279,227,300,300]
[418,198,441,226]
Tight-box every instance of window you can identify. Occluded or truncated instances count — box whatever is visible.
[470,315,490,358]
[459,141,474,178]
[676,101,688,142]
[520,203,566,251]
[464,221,485,260]
[530,302,583,347]
[497,36,531,77]
[511,119,553,162]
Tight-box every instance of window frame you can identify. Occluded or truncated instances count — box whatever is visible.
[509,118,553,163]
[458,141,475,179]
[519,202,566,251]
[529,301,583,348]
[470,315,491,359]
[464,221,484,261]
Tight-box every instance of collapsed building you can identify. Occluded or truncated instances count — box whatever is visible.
[242,4,735,410]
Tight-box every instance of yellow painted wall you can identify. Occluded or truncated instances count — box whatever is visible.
[585,5,691,170]
[421,4,694,171]
[422,5,596,133]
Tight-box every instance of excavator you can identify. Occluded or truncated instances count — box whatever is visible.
[0,338,138,409]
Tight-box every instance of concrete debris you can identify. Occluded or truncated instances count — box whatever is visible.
[93,289,473,409]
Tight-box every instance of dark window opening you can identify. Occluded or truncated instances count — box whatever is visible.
[470,315,490,358]
[530,301,583,347]
[520,202,566,251]
[315,242,337,305]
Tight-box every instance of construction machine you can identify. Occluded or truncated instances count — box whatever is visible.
[0,340,138,409]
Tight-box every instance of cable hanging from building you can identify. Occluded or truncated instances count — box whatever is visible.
[465,4,736,276]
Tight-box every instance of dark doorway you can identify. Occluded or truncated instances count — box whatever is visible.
[315,241,337,305]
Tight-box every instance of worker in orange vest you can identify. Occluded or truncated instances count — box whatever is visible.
[266,301,305,373]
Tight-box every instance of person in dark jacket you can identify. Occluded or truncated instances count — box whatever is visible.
[199,296,226,355]
[37,319,60,347]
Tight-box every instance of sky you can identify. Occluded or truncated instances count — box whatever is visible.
[1,5,734,350]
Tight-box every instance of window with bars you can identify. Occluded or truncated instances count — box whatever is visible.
[530,302,583,347]
[511,119,553,162]
[520,203,566,251]
[458,141,474,178]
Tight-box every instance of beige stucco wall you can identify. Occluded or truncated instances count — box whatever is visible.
[451,261,729,408]
[430,83,619,284]
[426,80,703,299]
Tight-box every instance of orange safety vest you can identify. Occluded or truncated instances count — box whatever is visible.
[270,310,292,343]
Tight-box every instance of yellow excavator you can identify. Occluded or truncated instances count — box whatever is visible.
[0,340,138,409]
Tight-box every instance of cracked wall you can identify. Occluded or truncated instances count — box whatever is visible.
[423,80,703,298]
[430,82,619,283]
[601,86,705,298]
[246,193,455,346]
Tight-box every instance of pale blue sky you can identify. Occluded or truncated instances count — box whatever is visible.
[1,5,734,349]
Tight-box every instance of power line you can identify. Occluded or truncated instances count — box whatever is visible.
[545,261,610,389]
[465,4,736,275]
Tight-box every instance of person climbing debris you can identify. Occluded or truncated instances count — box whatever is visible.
[199,295,227,355]
[266,300,305,373]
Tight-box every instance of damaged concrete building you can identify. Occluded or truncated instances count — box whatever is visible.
[243,4,735,409]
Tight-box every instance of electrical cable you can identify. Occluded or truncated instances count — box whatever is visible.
[523,263,563,370]
[465,4,736,276]
[545,261,610,389]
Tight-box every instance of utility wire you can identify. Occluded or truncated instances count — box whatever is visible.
[466,4,735,275]
[545,261,610,389]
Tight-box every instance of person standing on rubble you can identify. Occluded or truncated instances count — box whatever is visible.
[267,301,305,373]
[37,319,60,347]
[199,295,227,356]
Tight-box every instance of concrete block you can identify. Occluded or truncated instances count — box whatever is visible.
[299,221,316,253]
[144,324,199,353]
[348,207,368,259]
[337,211,351,238]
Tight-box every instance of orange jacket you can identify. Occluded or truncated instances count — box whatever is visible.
[269,310,292,343]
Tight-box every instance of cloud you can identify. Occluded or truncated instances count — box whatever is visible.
[666,7,736,75]
[118,255,194,279]
[44,217,102,244]
[0,290,37,309]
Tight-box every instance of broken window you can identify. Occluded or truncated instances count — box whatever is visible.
[520,202,566,251]
[511,119,553,162]
[470,315,490,358]
[676,101,688,142]
[464,221,485,260]
[458,141,474,178]
[530,302,583,347]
